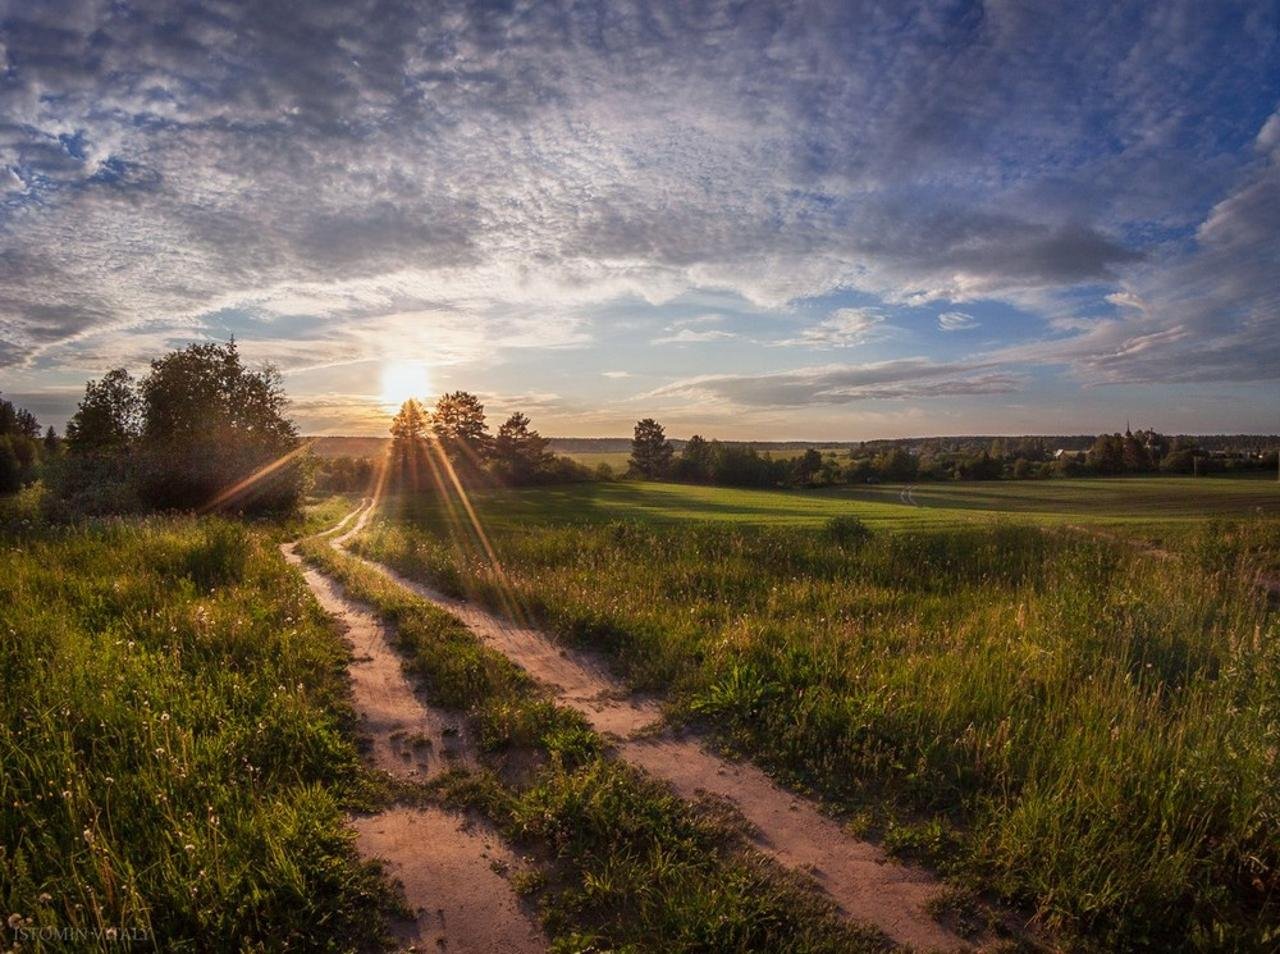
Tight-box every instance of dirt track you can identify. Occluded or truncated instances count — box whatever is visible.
[328,500,974,952]
[282,522,544,953]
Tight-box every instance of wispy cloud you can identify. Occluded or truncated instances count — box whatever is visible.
[938,312,979,331]
[774,308,885,348]
[652,328,738,345]
[649,359,1027,408]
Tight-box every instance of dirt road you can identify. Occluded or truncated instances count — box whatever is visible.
[325,500,975,952]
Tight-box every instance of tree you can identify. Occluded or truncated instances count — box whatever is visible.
[874,447,918,482]
[0,438,21,493]
[1122,432,1152,472]
[629,418,673,478]
[1087,433,1125,475]
[43,426,61,456]
[792,448,823,485]
[390,398,429,444]
[65,369,142,453]
[492,412,552,484]
[14,408,39,439]
[432,391,490,463]
[388,398,431,492]
[673,433,711,481]
[141,341,295,447]
[135,341,300,511]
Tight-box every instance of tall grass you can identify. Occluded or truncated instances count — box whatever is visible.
[297,533,890,953]
[356,503,1280,949]
[1,516,390,949]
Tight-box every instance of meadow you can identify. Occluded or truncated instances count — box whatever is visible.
[354,478,1280,949]
[0,501,395,949]
[443,473,1280,534]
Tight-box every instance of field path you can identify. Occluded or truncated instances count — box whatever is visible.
[282,521,544,954]
[335,500,974,952]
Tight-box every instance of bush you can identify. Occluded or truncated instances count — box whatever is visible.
[823,515,872,548]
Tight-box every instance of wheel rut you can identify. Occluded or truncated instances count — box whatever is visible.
[282,514,544,954]
[334,500,978,953]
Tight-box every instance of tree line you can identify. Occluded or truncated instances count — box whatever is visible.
[626,420,1279,488]
[387,393,588,491]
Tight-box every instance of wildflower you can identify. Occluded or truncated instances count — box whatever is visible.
[7,914,21,930]
[154,747,165,756]
[184,843,195,852]
[160,712,170,722]
[83,827,93,843]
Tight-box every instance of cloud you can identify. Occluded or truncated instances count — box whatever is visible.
[652,328,738,345]
[774,308,885,347]
[0,0,1273,414]
[938,311,979,331]
[601,370,633,378]
[648,358,1027,408]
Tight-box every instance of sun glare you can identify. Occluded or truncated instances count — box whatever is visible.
[380,360,431,411]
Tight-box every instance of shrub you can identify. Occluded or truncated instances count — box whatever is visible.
[823,515,872,548]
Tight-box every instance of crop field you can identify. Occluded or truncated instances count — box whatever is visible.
[356,480,1280,949]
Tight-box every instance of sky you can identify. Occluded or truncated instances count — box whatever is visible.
[0,0,1278,439]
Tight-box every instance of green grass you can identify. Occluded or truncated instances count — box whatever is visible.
[356,490,1280,950]
[440,475,1280,535]
[0,514,393,950]
[297,530,890,953]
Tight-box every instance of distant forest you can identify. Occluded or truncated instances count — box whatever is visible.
[311,433,1280,459]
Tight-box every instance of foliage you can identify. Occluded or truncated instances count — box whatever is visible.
[492,412,554,485]
[0,392,46,492]
[431,391,491,465]
[53,341,305,515]
[64,369,141,453]
[628,418,673,478]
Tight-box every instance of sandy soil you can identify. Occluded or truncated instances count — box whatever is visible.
[332,500,974,952]
[282,525,544,953]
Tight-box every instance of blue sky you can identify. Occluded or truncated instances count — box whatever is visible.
[0,0,1277,438]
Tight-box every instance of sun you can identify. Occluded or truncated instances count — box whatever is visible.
[380,360,431,412]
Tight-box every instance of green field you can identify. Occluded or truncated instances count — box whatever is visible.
[450,474,1280,534]
[359,477,1280,948]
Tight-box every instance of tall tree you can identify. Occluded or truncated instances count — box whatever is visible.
[431,391,490,463]
[390,398,429,445]
[137,341,300,510]
[629,418,673,478]
[389,398,431,492]
[65,369,142,453]
[674,433,711,481]
[141,340,295,447]
[14,408,39,439]
[492,412,552,484]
